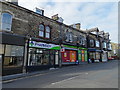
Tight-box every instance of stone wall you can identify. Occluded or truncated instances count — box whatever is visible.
[1,1,88,47]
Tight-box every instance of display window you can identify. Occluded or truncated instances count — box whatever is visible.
[61,50,70,62]
[28,48,56,66]
[78,50,87,62]
[3,45,24,68]
[62,50,76,63]
[70,51,76,62]
[89,52,95,59]
[96,52,100,60]
[81,50,85,61]
[0,44,5,54]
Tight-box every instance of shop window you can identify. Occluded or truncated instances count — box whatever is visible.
[39,24,45,37]
[0,44,4,54]
[45,26,51,38]
[1,13,13,31]
[96,52,100,60]
[28,48,50,66]
[4,45,24,67]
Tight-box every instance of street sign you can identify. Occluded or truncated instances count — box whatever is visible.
[60,48,65,52]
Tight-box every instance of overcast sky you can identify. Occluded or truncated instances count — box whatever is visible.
[18,0,118,43]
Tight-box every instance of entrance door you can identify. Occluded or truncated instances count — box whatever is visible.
[0,54,4,76]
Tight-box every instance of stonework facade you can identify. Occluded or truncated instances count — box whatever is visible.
[0,1,112,76]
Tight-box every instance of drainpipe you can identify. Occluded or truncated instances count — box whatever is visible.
[58,23,62,68]
[86,33,89,63]
[23,37,29,73]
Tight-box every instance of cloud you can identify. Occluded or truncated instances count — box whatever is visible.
[18,1,118,43]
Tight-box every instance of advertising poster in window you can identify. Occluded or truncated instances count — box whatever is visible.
[70,51,76,62]
[78,50,81,61]
[82,54,84,62]
[81,50,85,62]
[61,50,70,62]
[85,51,87,61]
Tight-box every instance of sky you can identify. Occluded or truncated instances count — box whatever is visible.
[18,0,118,43]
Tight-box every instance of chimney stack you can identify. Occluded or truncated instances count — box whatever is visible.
[51,14,64,23]
[70,23,81,30]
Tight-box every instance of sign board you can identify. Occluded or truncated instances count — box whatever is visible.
[29,41,60,50]
[60,48,65,52]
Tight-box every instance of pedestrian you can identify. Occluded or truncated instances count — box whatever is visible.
[88,58,91,63]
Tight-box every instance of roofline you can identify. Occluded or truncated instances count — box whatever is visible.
[1,1,86,34]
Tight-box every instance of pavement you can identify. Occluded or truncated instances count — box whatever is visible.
[2,60,119,88]
[2,67,59,82]
[2,62,88,82]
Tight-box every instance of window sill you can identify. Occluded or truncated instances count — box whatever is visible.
[0,30,13,34]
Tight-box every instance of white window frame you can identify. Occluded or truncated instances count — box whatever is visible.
[1,13,13,31]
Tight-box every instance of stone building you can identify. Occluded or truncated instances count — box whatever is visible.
[108,42,118,59]
[0,1,112,76]
[0,1,88,75]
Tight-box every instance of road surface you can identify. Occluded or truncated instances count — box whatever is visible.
[3,60,119,88]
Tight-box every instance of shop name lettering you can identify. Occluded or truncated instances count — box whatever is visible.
[30,41,52,48]
[35,43,51,48]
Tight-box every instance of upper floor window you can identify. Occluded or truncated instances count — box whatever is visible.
[45,26,51,38]
[103,42,107,48]
[96,40,100,47]
[1,13,13,31]
[66,31,73,42]
[39,24,44,37]
[90,39,94,47]
[108,43,112,50]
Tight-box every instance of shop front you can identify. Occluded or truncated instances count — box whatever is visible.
[61,45,87,65]
[102,50,108,62]
[27,41,60,72]
[88,48,102,63]
[78,49,88,63]
[1,32,25,76]
[61,45,77,65]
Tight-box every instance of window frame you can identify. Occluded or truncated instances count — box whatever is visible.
[39,24,45,38]
[90,39,94,47]
[45,26,51,39]
[1,12,13,31]
[96,40,100,47]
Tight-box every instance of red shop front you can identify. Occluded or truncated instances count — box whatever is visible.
[61,49,77,64]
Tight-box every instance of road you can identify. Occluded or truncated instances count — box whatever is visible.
[3,60,119,88]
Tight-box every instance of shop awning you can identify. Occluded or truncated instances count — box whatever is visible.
[1,32,25,45]
[88,48,96,51]
[96,50,102,52]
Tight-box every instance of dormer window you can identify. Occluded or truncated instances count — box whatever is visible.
[1,13,13,31]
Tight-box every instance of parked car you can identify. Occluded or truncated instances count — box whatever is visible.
[108,57,114,60]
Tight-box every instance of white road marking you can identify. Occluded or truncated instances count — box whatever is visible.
[3,73,46,83]
[51,72,88,85]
